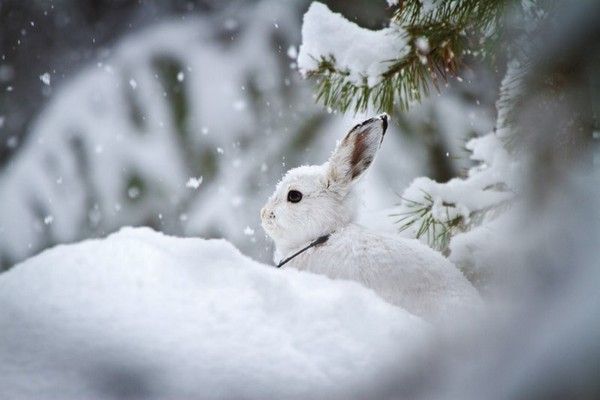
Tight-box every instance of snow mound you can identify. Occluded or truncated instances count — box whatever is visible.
[0,227,425,399]
[298,2,409,87]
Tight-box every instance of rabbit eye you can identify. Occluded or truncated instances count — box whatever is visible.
[287,190,303,203]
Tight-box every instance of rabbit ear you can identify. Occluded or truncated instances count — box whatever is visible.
[327,114,388,192]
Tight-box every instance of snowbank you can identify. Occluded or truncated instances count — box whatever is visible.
[0,227,425,399]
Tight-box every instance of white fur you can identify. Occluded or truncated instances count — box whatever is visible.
[261,115,480,321]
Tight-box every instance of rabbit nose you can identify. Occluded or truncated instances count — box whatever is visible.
[261,207,274,220]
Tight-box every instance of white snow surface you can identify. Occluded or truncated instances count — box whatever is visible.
[298,2,409,87]
[0,227,426,399]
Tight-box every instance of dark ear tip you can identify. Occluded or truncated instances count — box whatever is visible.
[379,113,389,138]
[348,114,389,140]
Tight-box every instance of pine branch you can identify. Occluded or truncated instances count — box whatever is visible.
[391,191,464,252]
[495,60,529,152]
[391,190,511,253]
[306,0,508,114]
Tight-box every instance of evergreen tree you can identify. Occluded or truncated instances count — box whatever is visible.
[301,0,511,114]
[298,0,552,278]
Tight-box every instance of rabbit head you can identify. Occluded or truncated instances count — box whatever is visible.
[261,114,388,252]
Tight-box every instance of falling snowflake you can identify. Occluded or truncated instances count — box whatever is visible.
[287,45,298,59]
[39,73,51,85]
[186,176,203,189]
[128,186,141,199]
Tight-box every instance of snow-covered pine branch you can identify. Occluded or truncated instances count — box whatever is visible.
[394,59,528,284]
[297,1,504,113]
[393,132,515,251]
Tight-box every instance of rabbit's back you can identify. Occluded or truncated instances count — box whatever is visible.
[288,224,480,320]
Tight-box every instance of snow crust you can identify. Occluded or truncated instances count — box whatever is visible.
[298,2,409,87]
[0,227,425,399]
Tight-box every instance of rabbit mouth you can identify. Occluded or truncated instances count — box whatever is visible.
[260,216,278,236]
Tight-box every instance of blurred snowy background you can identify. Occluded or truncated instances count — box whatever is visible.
[0,0,494,269]
[1,1,600,400]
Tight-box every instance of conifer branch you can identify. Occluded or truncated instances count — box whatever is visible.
[306,0,507,114]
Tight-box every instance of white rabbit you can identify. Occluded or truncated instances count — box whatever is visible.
[261,114,481,321]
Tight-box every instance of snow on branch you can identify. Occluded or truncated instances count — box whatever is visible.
[393,133,514,253]
[298,2,409,88]
[495,60,528,150]
[393,59,526,268]
[298,0,505,113]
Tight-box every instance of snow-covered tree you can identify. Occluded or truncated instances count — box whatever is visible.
[298,0,507,113]
[297,1,550,284]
